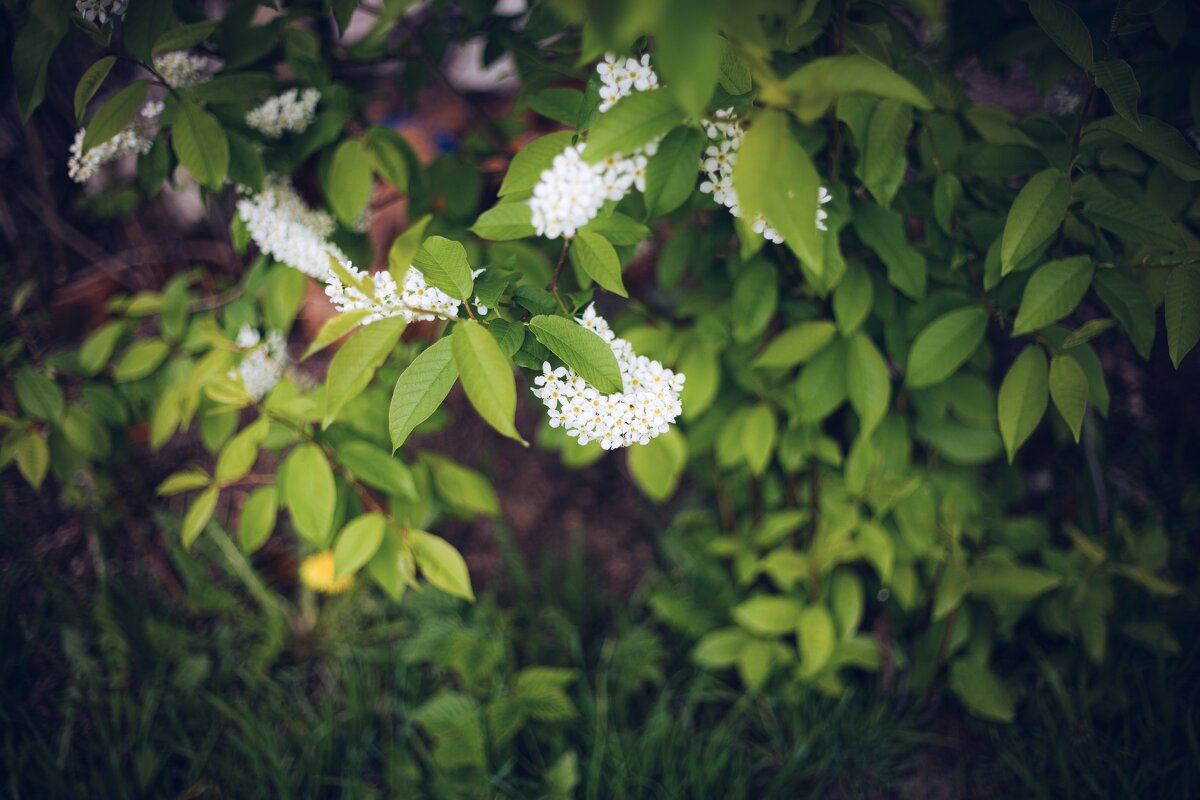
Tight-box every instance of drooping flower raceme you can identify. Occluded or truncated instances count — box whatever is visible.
[236,175,346,279]
[153,51,211,89]
[75,0,127,23]
[246,88,321,138]
[232,325,288,401]
[700,108,833,242]
[324,261,481,324]
[531,305,684,450]
[67,126,154,183]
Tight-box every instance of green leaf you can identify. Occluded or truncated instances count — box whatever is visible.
[215,418,268,485]
[998,346,1049,462]
[333,513,386,579]
[846,333,890,436]
[471,203,535,241]
[718,40,753,95]
[365,126,411,192]
[113,340,170,382]
[171,99,229,189]
[1093,271,1155,358]
[82,79,150,153]
[410,530,474,600]
[123,0,172,62]
[452,320,525,444]
[731,259,779,343]
[627,428,687,501]
[78,321,125,376]
[283,443,336,548]
[14,8,68,122]
[1082,195,1184,248]
[933,172,962,234]
[327,138,373,226]
[1001,169,1070,276]
[426,453,501,516]
[1088,116,1200,180]
[226,130,265,192]
[500,131,576,196]
[1027,0,1094,69]
[239,485,277,554]
[527,87,583,126]
[795,339,849,423]
[853,201,927,299]
[61,405,109,460]
[862,99,913,207]
[182,486,219,549]
[302,309,371,360]
[388,215,432,279]
[753,321,838,369]
[1093,59,1140,128]
[644,126,705,216]
[584,212,651,245]
[583,90,685,164]
[157,468,211,495]
[152,20,219,53]
[833,264,873,334]
[1011,256,1094,335]
[14,430,49,489]
[692,628,749,667]
[571,230,627,297]
[949,659,1015,722]
[1048,355,1088,442]
[653,0,720,119]
[15,369,64,422]
[413,236,474,301]
[74,56,116,125]
[367,530,415,600]
[741,403,777,476]
[1165,265,1200,368]
[678,344,719,418]
[323,316,406,428]
[906,307,987,388]
[528,315,623,394]
[732,594,803,636]
[390,337,458,451]
[1061,318,1115,349]
[736,110,823,272]
[797,605,836,678]
[785,55,932,122]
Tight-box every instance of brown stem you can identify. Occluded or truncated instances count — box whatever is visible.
[548,239,571,312]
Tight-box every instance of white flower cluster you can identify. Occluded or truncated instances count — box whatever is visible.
[236,175,344,279]
[596,53,660,113]
[528,54,661,240]
[531,305,684,450]
[246,88,321,138]
[153,51,211,89]
[75,0,127,23]
[67,125,153,183]
[324,261,483,324]
[699,108,832,242]
[232,326,288,401]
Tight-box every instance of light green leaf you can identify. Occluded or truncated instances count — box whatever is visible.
[732,595,803,636]
[527,87,583,126]
[1093,59,1140,128]
[322,316,406,428]
[583,90,685,164]
[528,315,623,394]
[302,309,370,360]
[82,79,149,153]
[741,403,778,476]
[74,56,116,125]
[388,215,432,280]
[1165,265,1200,368]
[862,98,913,207]
[333,513,386,579]
[1049,354,1088,442]
[15,369,65,422]
[1088,116,1200,180]
[1011,256,1094,335]
[499,131,576,196]
[283,443,336,548]
[14,430,49,489]
[998,346,1049,462]
[413,236,474,301]
[644,126,706,216]
[718,40,753,95]
[906,307,988,388]
[653,0,720,118]
[949,659,1015,722]
[852,201,926,299]
[389,338,458,450]
[1001,169,1070,276]
[797,605,836,678]
[157,468,211,495]
[846,333,890,436]
[410,529,475,600]
[692,627,749,668]
[426,453,501,516]
[933,172,962,234]
[833,264,873,335]
[182,486,218,549]
[678,344,719,418]
[214,417,268,485]
[238,485,277,554]
[452,320,525,444]
[753,321,838,369]
[336,441,417,500]
[78,321,125,376]
[796,339,849,423]
[172,99,229,189]
[471,203,535,241]
[368,530,416,600]
[735,110,822,273]
[627,428,687,501]
[785,55,932,122]
[571,230,627,297]
[364,126,411,191]
[1061,318,1115,349]
[113,340,170,382]
[328,138,374,226]
[1027,0,1094,69]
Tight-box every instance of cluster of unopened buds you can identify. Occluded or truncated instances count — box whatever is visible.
[153,51,212,89]
[532,305,684,450]
[75,0,126,23]
[246,88,321,138]
[232,326,288,401]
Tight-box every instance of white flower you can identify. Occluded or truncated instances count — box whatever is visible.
[75,0,127,23]
[324,259,475,324]
[246,88,321,138]
[67,125,153,183]
[531,304,684,450]
[529,143,609,240]
[140,100,165,120]
[597,52,660,112]
[236,175,343,279]
[153,51,211,89]
[232,327,288,401]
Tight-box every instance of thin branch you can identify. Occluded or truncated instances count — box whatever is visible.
[548,239,571,312]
